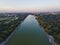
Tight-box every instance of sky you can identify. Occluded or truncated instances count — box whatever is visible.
[0,0,60,12]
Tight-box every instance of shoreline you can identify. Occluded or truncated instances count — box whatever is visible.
[0,16,27,45]
[0,21,23,45]
[0,26,18,45]
[46,33,56,45]
[36,16,56,45]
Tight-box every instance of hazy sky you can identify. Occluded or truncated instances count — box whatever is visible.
[0,0,60,12]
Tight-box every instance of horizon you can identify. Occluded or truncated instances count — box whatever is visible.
[0,0,60,12]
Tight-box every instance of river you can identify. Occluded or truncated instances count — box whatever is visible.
[5,15,51,45]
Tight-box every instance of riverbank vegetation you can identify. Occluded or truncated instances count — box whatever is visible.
[0,14,27,43]
[36,14,60,45]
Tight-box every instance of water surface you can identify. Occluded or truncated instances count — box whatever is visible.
[5,15,51,45]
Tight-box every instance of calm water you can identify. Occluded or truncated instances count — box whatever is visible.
[5,15,51,45]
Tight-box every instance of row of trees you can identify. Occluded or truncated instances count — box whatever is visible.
[0,15,27,43]
[36,15,60,45]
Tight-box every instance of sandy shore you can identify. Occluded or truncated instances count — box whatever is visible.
[46,34,56,45]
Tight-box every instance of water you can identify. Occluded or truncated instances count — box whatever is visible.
[5,15,51,45]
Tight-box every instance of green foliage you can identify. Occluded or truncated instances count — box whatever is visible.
[36,15,60,44]
[0,15,27,43]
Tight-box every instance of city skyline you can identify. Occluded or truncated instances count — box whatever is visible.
[0,0,60,12]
